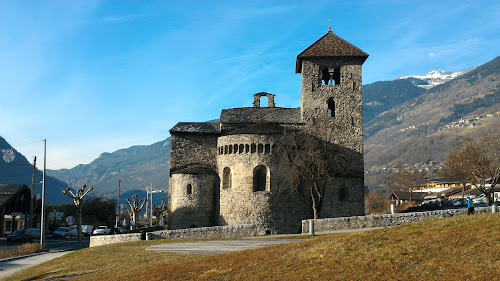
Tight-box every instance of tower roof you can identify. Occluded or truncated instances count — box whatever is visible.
[295,30,369,73]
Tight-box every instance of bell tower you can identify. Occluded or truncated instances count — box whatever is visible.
[296,27,368,153]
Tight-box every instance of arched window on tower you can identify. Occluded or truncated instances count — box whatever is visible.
[253,165,267,192]
[327,98,335,118]
[186,184,193,195]
[223,167,232,189]
[321,68,330,86]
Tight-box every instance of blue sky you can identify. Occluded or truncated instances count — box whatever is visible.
[0,1,498,169]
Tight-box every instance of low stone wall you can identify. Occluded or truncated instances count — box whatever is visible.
[90,233,142,247]
[302,207,494,233]
[90,224,258,247]
[149,224,258,240]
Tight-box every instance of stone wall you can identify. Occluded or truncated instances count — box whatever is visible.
[302,207,495,233]
[169,133,219,172]
[90,233,142,247]
[168,172,218,229]
[217,134,284,232]
[149,224,258,240]
[90,224,258,247]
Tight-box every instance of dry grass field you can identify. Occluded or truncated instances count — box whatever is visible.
[0,243,47,260]
[9,213,500,281]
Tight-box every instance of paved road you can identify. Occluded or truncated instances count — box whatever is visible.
[0,251,71,279]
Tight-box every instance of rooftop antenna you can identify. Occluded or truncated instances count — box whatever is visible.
[329,19,332,32]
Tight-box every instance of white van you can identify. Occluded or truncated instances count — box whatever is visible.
[70,225,94,236]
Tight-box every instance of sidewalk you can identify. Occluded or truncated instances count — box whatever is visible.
[0,251,71,280]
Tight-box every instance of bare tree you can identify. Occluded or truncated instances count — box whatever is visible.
[440,148,475,198]
[125,194,147,230]
[62,185,93,248]
[278,128,347,220]
[443,132,500,205]
[152,200,168,226]
[389,167,428,203]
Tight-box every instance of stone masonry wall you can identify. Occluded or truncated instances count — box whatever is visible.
[90,224,258,247]
[149,224,258,240]
[169,173,217,229]
[90,233,142,247]
[169,133,219,172]
[302,206,495,233]
[217,134,280,232]
[300,58,364,153]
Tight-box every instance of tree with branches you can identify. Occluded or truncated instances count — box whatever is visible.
[153,200,168,226]
[278,128,348,220]
[125,194,147,230]
[442,132,500,205]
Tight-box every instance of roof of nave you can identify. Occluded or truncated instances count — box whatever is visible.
[296,29,369,73]
[170,122,220,134]
[227,123,285,135]
[171,165,217,175]
[220,107,301,125]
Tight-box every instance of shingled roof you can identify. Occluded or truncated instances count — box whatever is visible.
[227,123,285,135]
[170,122,220,134]
[0,184,29,208]
[296,29,369,73]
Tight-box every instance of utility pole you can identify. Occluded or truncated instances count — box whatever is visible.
[40,139,46,247]
[116,180,121,227]
[29,156,36,229]
[62,185,93,249]
[150,184,153,226]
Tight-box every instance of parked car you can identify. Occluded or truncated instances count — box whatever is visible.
[52,227,71,238]
[70,225,94,236]
[473,194,486,204]
[7,230,32,243]
[92,226,111,235]
[451,198,467,206]
[25,228,41,239]
[112,227,124,234]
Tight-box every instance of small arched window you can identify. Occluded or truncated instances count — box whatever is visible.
[253,165,267,192]
[258,144,264,154]
[328,98,335,118]
[251,144,256,154]
[239,144,244,154]
[186,184,193,195]
[223,167,232,189]
[321,68,330,86]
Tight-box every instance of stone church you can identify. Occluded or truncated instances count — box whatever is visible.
[167,28,368,234]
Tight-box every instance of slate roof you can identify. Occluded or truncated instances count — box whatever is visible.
[0,184,29,208]
[170,122,220,134]
[220,107,301,125]
[172,165,217,175]
[296,30,369,73]
[228,123,285,135]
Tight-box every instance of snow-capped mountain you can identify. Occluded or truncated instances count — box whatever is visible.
[396,69,464,89]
